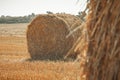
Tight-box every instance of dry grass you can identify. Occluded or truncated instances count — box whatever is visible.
[0,36,29,61]
[0,23,28,37]
[0,23,30,61]
[0,61,82,80]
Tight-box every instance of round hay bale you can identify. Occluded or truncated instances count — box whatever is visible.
[27,14,82,60]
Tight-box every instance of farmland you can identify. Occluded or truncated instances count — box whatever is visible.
[0,23,82,80]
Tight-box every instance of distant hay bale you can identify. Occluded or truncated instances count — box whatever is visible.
[27,14,82,60]
[82,0,120,80]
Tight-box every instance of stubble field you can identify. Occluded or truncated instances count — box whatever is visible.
[0,23,82,80]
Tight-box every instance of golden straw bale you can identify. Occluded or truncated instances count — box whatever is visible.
[64,23,88,60]
[82,0,120,80]
[27,14,82,60]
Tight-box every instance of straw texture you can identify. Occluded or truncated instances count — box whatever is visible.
[83,0,120,80]
[27,14,82,60]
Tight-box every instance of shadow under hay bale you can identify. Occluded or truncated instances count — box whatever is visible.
[27,14,82,60]
[81,0,120,80]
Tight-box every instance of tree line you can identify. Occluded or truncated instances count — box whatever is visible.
[0,13,36,24]
[0,11,86,24]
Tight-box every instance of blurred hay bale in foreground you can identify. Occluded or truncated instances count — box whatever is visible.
[82,0,120,80]
[27,14,83,60]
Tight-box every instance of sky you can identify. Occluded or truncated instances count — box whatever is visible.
[0,0,87,16]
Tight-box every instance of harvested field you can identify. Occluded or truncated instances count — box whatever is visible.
[0,36,29,61]
[0,23,83,80]
[0,23,27,37]
[0,61,82,80]
[0,23,29,61]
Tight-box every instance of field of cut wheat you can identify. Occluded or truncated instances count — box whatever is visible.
[0,23,83,80]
